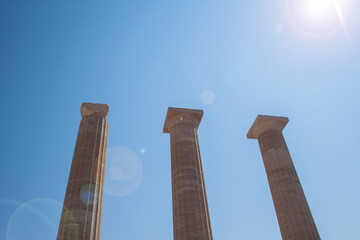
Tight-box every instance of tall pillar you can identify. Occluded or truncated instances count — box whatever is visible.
[57,103,109,240]
[247,115,320,240]
[163,107,213,240]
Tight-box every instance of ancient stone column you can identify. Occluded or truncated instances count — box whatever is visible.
[247,115,320,240]
[163,107,213,240]
[57,103,109,240]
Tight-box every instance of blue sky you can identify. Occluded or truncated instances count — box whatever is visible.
[1,0,360,239]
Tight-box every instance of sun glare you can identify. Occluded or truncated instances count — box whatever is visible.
[307,0,335,18]
[287,0,349,38]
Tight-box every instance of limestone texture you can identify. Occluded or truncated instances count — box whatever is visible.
[57,103,109,240]
[164,107,213,240]
[247,115,320,240]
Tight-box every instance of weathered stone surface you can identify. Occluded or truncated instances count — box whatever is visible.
[164,107,213,240]
[57,103,109,240]
[80,102,109,118]
[247,114,288,139]
[247,115,320,240]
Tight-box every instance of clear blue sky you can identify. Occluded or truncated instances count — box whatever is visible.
[1,0,360,239]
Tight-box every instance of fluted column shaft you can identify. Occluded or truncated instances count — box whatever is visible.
[164,107,213,240]
[57,103,109,240]
[248,115,320,240]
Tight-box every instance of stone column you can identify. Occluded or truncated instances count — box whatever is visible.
[57,103,109,240]
[163,107,213,240]
[247,115,320,240]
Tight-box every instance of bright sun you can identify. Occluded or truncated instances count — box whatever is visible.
[307,0,335,17]
[287,0,348,37]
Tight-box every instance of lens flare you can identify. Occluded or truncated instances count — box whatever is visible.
[80,184,98,205]
[334,1,349,36]
[275,24,285,32]
[104,146,143,197]
[201,90,215,105]
[307,0,334,17]
[286,0,348,38]
[6,198,64,240]
[0,199,22,240]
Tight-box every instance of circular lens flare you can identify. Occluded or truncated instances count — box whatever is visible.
[200,90,215,105]
[80,184,97,205]
[275,24,285,32]
[6,198,64,240]
[104,146,143,197]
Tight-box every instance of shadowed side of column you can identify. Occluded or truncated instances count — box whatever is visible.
[164,107,213,240]
[57,103,109,240]
[247,115,320,240]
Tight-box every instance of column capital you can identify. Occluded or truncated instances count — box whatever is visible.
[81,102,109,119]
[247,115,288,139]
[163,107,203,133]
